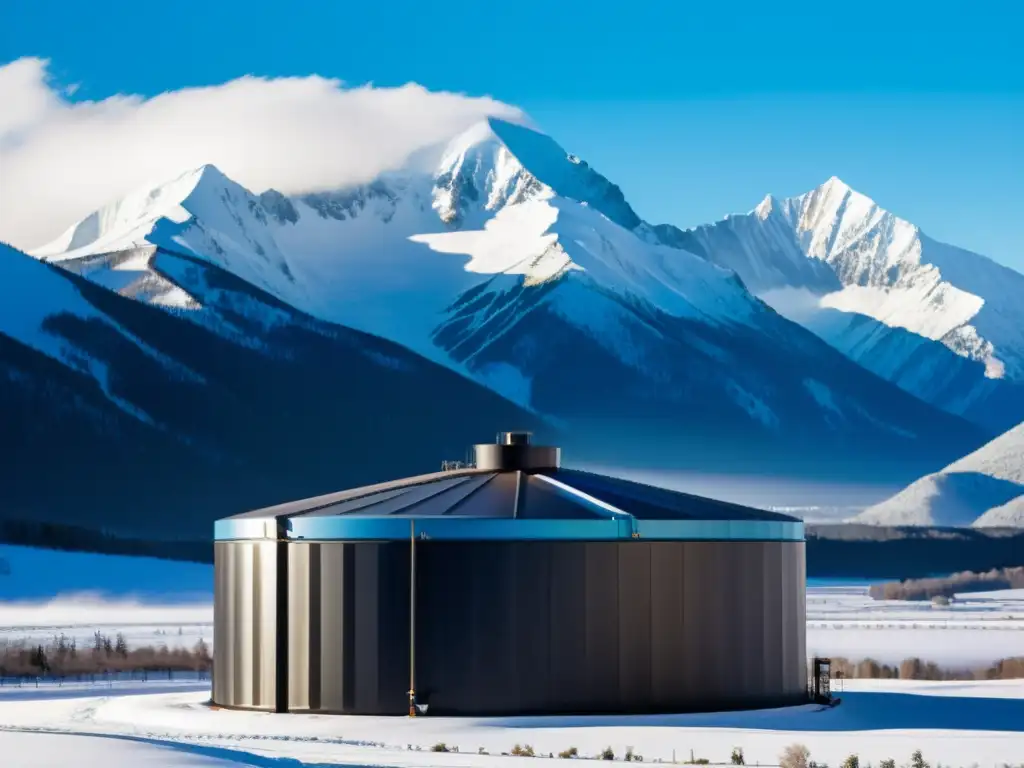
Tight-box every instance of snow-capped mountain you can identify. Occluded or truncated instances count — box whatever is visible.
[670,178,1024,433]
[33,165,300,310]
[856,422,1024,527]
[433,118,641,230]
[0,240,541,539]
[26,119,987,480]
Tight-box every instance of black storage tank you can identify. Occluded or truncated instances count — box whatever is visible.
[213,432,806,715]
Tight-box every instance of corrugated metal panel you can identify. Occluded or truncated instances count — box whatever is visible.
[318,542,345,711]
[223,468,489,520]
[300,486,418,517]
[254,541,277,709]
[287,543,310,710]
[353,545,381,712]
[649,542,684,708]
[404,473,495,516]
[548,542,587,711]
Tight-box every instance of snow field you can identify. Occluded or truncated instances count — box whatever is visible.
[1,679,1023,766]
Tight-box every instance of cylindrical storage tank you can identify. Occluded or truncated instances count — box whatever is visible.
[213,439,807,715]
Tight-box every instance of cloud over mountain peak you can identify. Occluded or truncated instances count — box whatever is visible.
[0,57,521,251]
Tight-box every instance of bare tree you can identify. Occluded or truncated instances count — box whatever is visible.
[780,743,811,768]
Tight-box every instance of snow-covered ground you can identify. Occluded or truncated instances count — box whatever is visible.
[1,678,1023,766]
[0,598,212,650]
[806,584,1024,665]
[0,545,212,649]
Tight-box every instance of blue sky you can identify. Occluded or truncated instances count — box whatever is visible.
[2,0,1022,270]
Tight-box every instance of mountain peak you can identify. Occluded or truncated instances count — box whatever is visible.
[435,117,641,230]
[821,175,851,192]
[805,175,877,212]
[754,193,778,220]
[32,164,247,259]
[188,162,233,188]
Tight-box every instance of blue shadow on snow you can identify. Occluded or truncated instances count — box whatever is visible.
[488,690,1024,733]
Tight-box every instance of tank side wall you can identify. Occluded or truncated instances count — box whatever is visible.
[214,537,806,715]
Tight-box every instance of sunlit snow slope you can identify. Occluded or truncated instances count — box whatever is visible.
[857,422,1024,526]
[671,178,1024,433]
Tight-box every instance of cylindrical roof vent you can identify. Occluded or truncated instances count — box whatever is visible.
[475,432,560,472]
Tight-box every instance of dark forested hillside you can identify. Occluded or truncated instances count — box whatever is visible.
[1,248,546,540]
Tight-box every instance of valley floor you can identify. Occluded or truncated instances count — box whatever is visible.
[0,679,1022,766]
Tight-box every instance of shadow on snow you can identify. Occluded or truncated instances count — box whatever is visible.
[487,690,1024,733]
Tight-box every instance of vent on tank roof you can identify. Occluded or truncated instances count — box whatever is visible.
[473,431,560,472]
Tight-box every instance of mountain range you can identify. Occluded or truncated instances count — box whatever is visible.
[3,116,1018,537]
[671,178,1024,434]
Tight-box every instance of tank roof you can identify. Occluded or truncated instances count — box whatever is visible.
[216,461,803,543]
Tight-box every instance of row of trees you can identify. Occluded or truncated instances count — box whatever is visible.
[0,519,210,563]
[780,744,935,768]
[825,655,1024,681]
[0,631,211,679]
[868,567,1024,601]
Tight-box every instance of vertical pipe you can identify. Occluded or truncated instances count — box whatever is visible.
[275,520,289,714]
[409,519,417,716]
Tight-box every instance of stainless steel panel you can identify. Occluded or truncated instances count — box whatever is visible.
[255,541,277,709]
[288,542,310,710]
[319,542,345,712]
[221,543,235,705]
[212,543,227,705]
[793,543,808,695]
[234,543,253,707]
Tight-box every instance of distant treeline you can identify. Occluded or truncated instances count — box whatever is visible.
[826,655,1024,681]
[0,631,211,679]
[0,519,211,563]
[806,524,1024,579]
[868,567,1024,601]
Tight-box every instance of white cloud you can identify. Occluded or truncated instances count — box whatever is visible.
[0,57,522,250]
